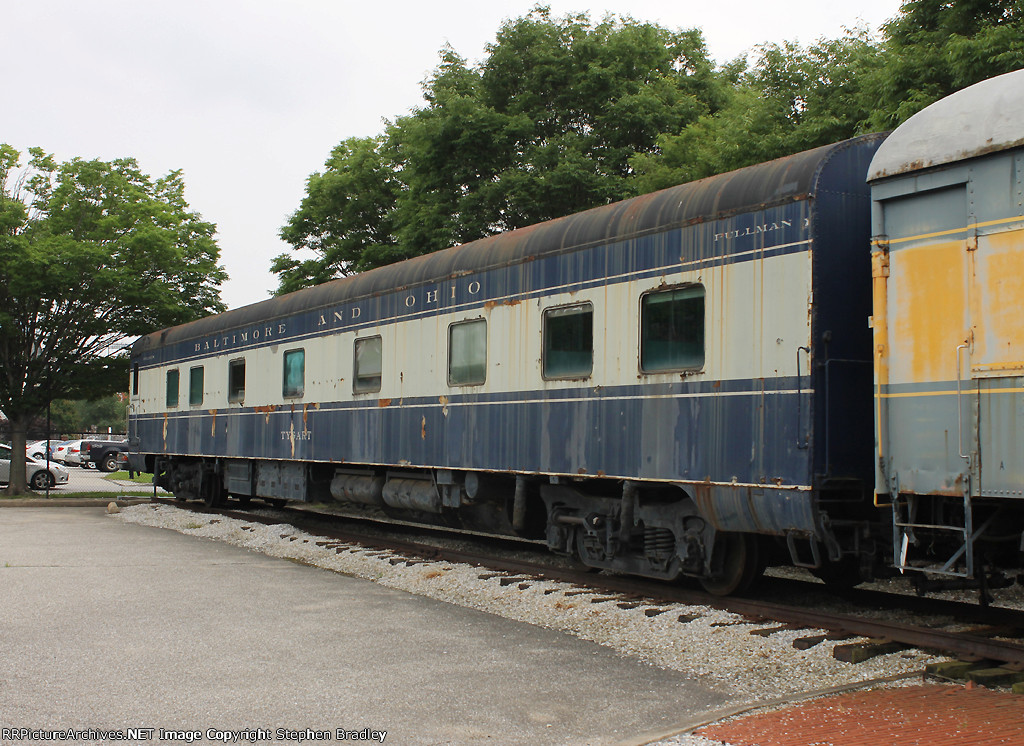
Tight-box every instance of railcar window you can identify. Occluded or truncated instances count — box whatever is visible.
[228,359,245,403]
[132,364,139,395]
[640,285,705,372]
[354,336,382,393]
[189,366,204,406]
[166,369,180,408]
[543,303,594,378]
[283,349,305,398]
[448,319,487,386]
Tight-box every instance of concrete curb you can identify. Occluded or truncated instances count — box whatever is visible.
[0,497,153,508]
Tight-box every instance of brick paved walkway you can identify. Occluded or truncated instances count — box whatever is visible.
[697,684,1024,745]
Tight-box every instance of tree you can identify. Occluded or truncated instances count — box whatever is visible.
[0,145,226,494]
[862,0,1024,130]
[274,6,724,292]
[630,32,882,191]
[272,136,402,295]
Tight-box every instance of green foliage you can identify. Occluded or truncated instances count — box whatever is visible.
[632,32,883,190]
[43,394,128,434]
[276,0,1024,293]
[861,0,1024,130]
[0,146,226,492]
[273,136,401,294]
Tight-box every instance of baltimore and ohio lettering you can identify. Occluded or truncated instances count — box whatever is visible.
[313,280,482,326]
[190,279,484,355]
[195,324,288,353]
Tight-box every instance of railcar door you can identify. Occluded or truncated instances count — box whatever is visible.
[874,184,974,500]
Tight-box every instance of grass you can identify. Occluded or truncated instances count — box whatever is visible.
[103,471,154,484]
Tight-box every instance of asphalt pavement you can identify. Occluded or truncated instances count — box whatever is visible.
[0,508,732,745]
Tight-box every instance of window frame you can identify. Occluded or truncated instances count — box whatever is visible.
[353,335,383,394]
[166,369,180,409]
[541,301,594,381]
[228,358,246,404]
[447,317,488,387]
[638,284,706,374]
[282,348,305,399]
[188,366,204,407]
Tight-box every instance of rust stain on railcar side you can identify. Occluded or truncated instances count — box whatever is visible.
[890,241,966,382]
[378,398,392,407]
[484,298,522,310]
[253,404,278,425]
[209,410,217,437]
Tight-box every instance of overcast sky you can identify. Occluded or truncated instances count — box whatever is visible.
[3,0,903,310]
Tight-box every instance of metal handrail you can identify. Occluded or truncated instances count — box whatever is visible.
[955,342,970,461]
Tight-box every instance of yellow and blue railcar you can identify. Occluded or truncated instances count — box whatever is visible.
[868,69,1024,580]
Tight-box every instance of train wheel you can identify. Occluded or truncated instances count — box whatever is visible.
[202,479,226,508]
[700,532,763,596]
[203,492,225,508]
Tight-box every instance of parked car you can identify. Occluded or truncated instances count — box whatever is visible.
[62,440,93,467]
[27,440,62,461]
[83,440,130,472]
[51,441,72,462]
[0,443,70,490]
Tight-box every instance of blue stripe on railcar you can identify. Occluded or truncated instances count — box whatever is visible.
[135,378,810,485]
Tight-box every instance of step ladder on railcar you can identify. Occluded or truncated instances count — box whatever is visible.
[892,492,992,579]
[889,340,1001,585]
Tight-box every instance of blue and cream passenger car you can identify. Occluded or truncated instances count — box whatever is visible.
[129,134,885,593]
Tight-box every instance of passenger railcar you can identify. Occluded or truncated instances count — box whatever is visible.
[129,134,885,593]
[868,68,1024,582]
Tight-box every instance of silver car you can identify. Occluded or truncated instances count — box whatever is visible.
[27,440,61,461]
[0,443,71,490]
[62,439,92,467]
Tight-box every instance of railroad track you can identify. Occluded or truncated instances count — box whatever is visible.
[150,497,1024,669]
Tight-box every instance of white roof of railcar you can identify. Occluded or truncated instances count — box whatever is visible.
[868,68,1024,181]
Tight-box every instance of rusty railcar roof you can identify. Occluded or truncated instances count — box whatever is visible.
[868,68,1024,181]
[137,136,874,351]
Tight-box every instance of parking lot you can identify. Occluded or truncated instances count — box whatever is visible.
[0,507,730,745]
